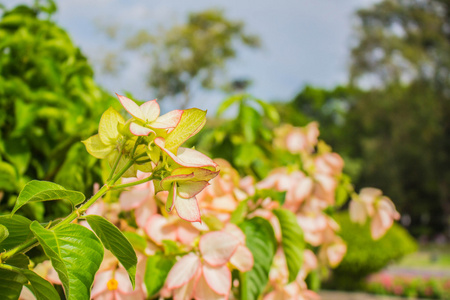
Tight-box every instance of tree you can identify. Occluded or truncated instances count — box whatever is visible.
[125,9,260,108]
[348,0,450,236]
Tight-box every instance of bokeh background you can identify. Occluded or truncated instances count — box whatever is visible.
[1,0,449,298]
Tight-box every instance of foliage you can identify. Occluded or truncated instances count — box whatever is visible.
[193,94,280,179]
[326,212,417,290]
[124,9,260,107]
[0,3,116,221]
[347,0,450,235]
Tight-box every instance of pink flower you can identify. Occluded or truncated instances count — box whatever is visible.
[371,196,400,240]
[116,94,182,136]
[33,260,61,285]
[165,229,253,300]
[91,251,146,300]
[154,137,219,223]
[119,171,157,228]
[144,214,200,246]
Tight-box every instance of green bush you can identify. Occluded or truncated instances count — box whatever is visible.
[326,212,417,290]
[0,4,117,220]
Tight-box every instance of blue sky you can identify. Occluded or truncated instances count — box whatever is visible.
[6,0,378,113]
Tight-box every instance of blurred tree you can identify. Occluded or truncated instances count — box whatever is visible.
[124,9,260,108]
[0,2,116,220]
[348,0,450,236]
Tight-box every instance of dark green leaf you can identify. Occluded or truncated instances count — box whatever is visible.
[12,180,85,215]
[239,217,276,300]
[30,222,104,300]
[21,269,60,300]
[3,137,31,175]
[0,268,27,300]
[86,215,137,288]
[0,215,32,252]
[273,208,304,282]
[144,252,176,297]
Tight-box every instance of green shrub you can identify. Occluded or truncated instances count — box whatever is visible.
[326,212,417,290]
[0,4,117,220]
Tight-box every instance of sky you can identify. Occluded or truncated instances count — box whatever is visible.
[6,0,379,113]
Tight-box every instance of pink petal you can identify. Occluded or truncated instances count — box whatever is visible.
[129,122,155,136]
[151,110,183,129]
[91,270,113,298]
[194,273,226,300]
[139,99,160,122]
[327,242,347,267]
[173,273,198,300]
[176,222,200,245]
[19,287,36,300]
[119,188,149,211]
[175,195,202,222]
[166,253,201,290]
[223,223,246,244]
[199,232,239,266]
[202,264,231,296]
[135,198,157,228]
[116,93,144,120]
[154,138,217,169]
[116,269,134,293]
[144,214,177,245]
[178,181,209,198]
[230,245,254,272]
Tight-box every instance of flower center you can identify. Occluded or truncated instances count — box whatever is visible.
[107,278,119,291]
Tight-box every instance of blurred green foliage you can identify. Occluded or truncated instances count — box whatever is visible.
[0,3,116,220]
[277,0,450,237]
[192,94,280,179]
[325,212,417,290]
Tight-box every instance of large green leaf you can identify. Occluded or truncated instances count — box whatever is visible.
[164,108,206,152]
[0,254,30,300]
[0,215,32,251]
[239,217,276,300]
[144,252,176,297]
[85,215,137,288]
[30,222,104,300]
[12,180,85,215]
[21,269,60,300]
[273,208,304,283]
[123,231,147,253]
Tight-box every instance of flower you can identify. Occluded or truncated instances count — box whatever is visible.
[154,137,219,222]
[165,229,253,300]
[116,94,182,136]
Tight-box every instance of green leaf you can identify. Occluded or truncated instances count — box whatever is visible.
[12,180,85,215]
[0,161,17,192]
[144,252,176,297]
[165,108,207,152]
[239,217,277,300]
[21,269,60,300]
[0,268,27,300]
[161,240,183,256]
[30,222,104,300]
[0,215,32,252]
[85,215,137,288]
[273,208,304,283]
[255,98,280,124]
[229,199,248,224]
[82,134,114,159]
[216,94,244,116]
[0,254,30,300]
[98,107,124,145]
[3,137,31,175]
[123,231,147,253]
[0,224,8,243]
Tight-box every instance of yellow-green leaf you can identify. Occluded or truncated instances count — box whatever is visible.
[164,108,206,153]
[82,134,114,159]
[98,107,125,145]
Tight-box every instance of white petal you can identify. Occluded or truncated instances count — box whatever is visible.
[140,99,160,122]
[130,122,154,136]
[116,94,144,120]
[166,253,201,289]
[175,194,202,222]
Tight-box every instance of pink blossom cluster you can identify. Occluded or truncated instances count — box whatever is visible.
[26,120,401,300]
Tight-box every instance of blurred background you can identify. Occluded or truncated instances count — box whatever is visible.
[1,0,449,298]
